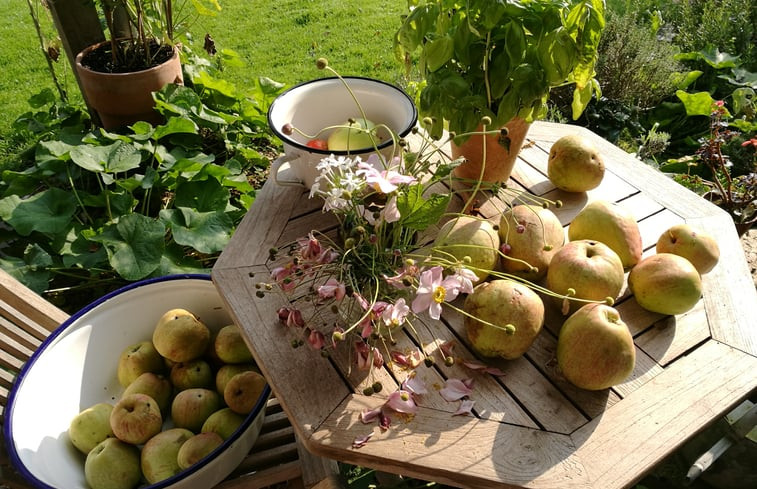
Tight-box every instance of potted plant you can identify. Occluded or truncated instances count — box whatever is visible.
[395,0,606,183]
[75,0,221,129]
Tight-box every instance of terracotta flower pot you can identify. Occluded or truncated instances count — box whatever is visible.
[75,42,183,130]
[451,118,531,184]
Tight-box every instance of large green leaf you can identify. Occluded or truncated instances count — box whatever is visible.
[676,90,718,117]
[173,179,230,212]
[85,214,166,280]
[70,141,142,174]
[396,185,451,232]
[0,244,53,294]
[0,187,77,236]
[160,207,232,253]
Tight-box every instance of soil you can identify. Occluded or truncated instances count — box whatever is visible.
[740,228,757,288]
[80,39,175,73]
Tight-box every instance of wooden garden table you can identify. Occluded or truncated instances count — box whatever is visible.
[212,121,757,488]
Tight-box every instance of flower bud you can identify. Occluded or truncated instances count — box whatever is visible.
[332,331,345,342]
[362,386,374,396]
[444,356,455,367]
[481,116,492,126]
[281,123,294,136]
[543,244,553,251]
[372,382,383,393]
[316,57,328,69]
[604,296,615,305]
[504,324,516,335]
[422,116,433,127]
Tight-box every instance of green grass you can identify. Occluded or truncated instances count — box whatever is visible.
[0,0,408,142]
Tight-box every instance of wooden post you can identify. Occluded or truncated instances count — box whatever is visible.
[46,0,104,121]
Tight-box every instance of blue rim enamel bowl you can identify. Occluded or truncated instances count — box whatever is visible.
[3,274,270,489]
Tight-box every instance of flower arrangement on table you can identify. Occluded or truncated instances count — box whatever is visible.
[256,61,571,444]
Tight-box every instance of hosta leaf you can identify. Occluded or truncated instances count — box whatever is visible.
[0,188,77,236]
[160,207,232,253]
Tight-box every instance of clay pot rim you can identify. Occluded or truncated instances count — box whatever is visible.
[75,39,180,77]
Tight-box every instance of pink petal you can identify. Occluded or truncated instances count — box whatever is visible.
[360,408,382,424]
[352,432,373,448]
[440,378,473,402]
[462,361,506,376]
[439,340,456,358]
[385,390,418,414]
[454,399,475,416]
[378,412,392,431]
[401,375,428,396]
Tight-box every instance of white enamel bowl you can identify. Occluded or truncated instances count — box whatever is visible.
[4,274,270,489]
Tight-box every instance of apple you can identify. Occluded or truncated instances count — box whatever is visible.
[84,438,141,489]
[110,393,163,445]
[557,303,636,390]
[171,388,223,433]
[628,253,702,315]
[68,402,114,454]
[546,240,625,314]
[170,359,215,391]
[152,308,211,363]
[327,118,378,151]
[432,216,500,283]
[499,204,565,280]
[116,340,165,387]
[177,432,224,470]
[140,428,194,484]
[122,371,173,416]
[464,279,545,359]
[202,407,247,440]
[656,223,720,274]
[568,200,642,268]
[216,363,259,395]
[214,324,255,364]
[547,134,605,192]
[223,371,267,415]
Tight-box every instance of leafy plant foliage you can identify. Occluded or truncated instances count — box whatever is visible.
[0,54,284,307]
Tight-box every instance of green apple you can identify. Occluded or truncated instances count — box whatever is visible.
[201,407,247,440]
[223,371,267,415]
[68,402,114,454]
[464,279,545,359]
[557,303,636,390]
[432,216,500,283]
[499,204,565,280]
[84,438,141,489]
[656,223,720,274]
[140,428,194,484]
[177,432,224,470]
[628,253,702,315]
[546,240,625,314]
[116,340,165,387]
[122,371,173,417]
[152,308,211,363]
[568,200,642,268]
[327,118,378,151]
[547,134,605,192]
[214,324,255,364]
[170,359,214,391]
[110,393,162,445]
[171,388,223,433]
[215,363,259,396]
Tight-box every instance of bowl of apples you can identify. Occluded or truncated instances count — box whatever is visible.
[4,274,270,489]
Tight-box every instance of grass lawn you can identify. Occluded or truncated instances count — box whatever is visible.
[0,0,408,140]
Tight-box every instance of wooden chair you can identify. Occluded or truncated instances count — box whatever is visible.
[0,268,342,489]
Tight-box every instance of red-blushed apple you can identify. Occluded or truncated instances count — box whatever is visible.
[464,279,545,359]
[557,303,636,390]
[177,432,224,470]
[628,253,702,315]
[214,324,255,364]
[140,428,194,484]
[432,216,499,283]
[327,118,378,151]
[546,239,625,314]
[568,200,642,268]
[152,308,210,362]
[215,363,259,396]
[116,340,164,387]
[171,388,223,433]
[547,134,605,192]
[170,358,214,391]
[223,371,267,415]
[84,438,141,489]
[656,223,720,274]
[499,204,565,280]
[201,407,246,440]
[110,393,162,445]
[122,371,173,416]
[68,402,114,454]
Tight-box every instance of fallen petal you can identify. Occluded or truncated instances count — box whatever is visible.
[454,399,475,416]
[386,390,418,414]
[440,378,473,402]
[439,340,456,358]
[463,361,506,376]
[352,432,374,448]
[378,412,392,431]
[402,375,428,396]
[360,408,382,424]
